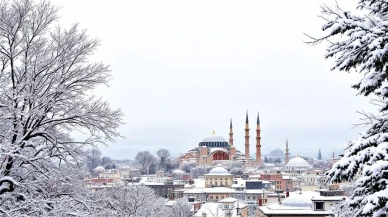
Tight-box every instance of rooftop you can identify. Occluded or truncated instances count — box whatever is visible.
[286,157,312,167]
[207,167,232,176]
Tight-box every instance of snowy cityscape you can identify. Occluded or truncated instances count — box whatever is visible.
[0,0,387,216]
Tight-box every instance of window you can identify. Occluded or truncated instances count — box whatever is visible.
[216,196,218,200]
[188,198,194,202]
[221,196,224,199]
[315,202,324,211]
[220,181,223,185]
[224,205,229,209]
[210,196,213,199]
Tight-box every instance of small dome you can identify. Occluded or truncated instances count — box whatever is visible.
[93,166,105,172]
[286,157,311,167]
[208,167,231,175]
[282,194,312,208]
[199,132,229,148]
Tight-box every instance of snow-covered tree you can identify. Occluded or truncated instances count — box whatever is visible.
[101,156,116,169]
[169,198,192,217]
[190,166,208,178]
[156,149,171,170]
[229,167,243,176]
[102,185,167,217]
[86,148,103,173]
[181,161,196,173]
[307,1,388,216]
[245,203,257,217]
[0,163,109,216]
[135,151,157,174]
[0,0,122,215]
[227,161,244,176]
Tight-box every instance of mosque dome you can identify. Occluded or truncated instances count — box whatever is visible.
[286,157,311,167]
[199,131,229,148]
[282,194,312,208]
[207,167,231,175]
[93,166,105,172]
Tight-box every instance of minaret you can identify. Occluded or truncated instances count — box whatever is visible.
[229,119,233,146]
[285,139,290,164]
[245,111,250,160]
[318,149,322,160]
[256,112,261,164]
[229,118,237,158]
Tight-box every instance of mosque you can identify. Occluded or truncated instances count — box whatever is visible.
[178,111,263,166]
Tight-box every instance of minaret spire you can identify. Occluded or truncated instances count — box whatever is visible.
[318,148,322,160]
[285,139,290,164]
[256,112,261,164]
[245,111,250,160]
[229,119,234,146]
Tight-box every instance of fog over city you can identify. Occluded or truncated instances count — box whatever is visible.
[56,0,372,159]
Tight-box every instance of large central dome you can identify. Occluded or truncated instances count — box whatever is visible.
[199,132,229,148]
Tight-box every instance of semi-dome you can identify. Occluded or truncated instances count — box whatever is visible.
[286,157,311,167]
[282,194,312,208]
[199,131,229,148]
[207,167,231,175]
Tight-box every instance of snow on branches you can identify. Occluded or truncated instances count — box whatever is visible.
[307,0,388,216]
[0,0,122,215]
[100,185,168,217]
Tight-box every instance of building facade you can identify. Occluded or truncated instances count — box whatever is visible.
[178,112,263,166]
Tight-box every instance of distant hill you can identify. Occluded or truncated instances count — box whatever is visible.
[268,149,284,156]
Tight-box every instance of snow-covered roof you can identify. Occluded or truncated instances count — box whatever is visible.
[207,167,232,176]
[282,194,313,208]
[311,196,346,201]
[184,179,206,188]
[172,169,185,174]
[259,204,333,215]
[286,157,311,167]
[231,180,246,188]
[93,166,105,171]
[219,197,238,203]
[199,133,230,148]
[201,134,227,143]
[246,189,266,194]
[184,187,235,194]
[193,200,246,217]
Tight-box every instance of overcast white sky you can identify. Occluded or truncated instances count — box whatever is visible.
[55,0,373,160]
